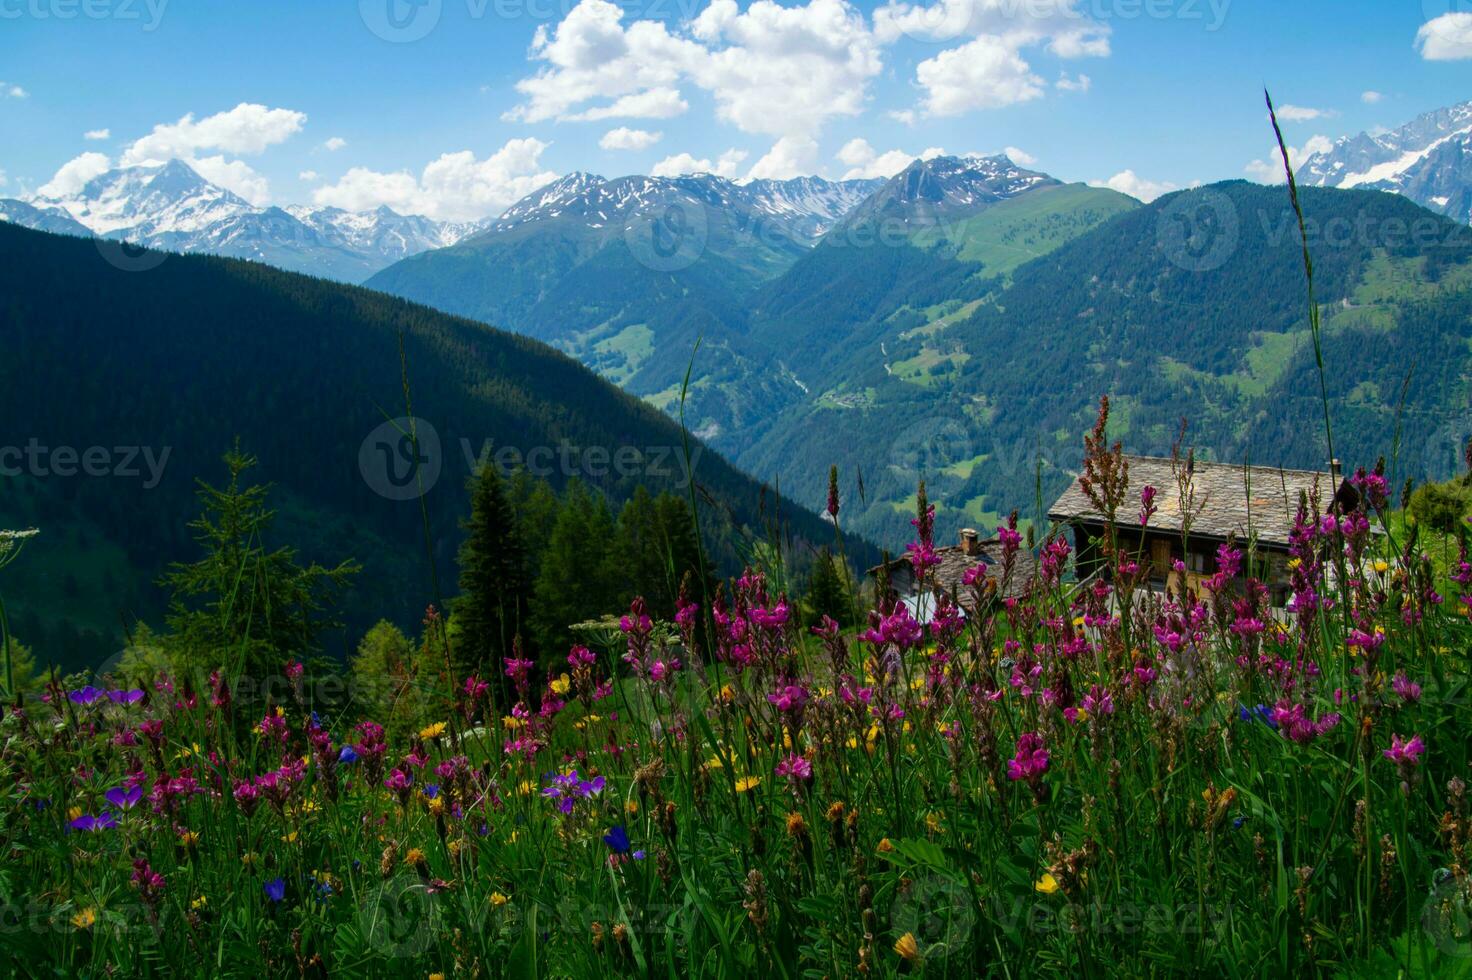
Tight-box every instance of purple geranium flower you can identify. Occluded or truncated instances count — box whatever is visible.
[104,785,142,810]
[69,812,117,832]
[107,689,145,705]
[68,686,104,705]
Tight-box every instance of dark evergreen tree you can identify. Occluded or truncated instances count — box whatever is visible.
[161,447,359,679]
[451,463,531,686]
[532,480,616,661]
[804,547,852,627]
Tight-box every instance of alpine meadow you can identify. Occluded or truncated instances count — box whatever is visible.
[4,3,1472,978]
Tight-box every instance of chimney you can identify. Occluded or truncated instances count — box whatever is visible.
[960,528,980,557]
[1329,458,1342,484]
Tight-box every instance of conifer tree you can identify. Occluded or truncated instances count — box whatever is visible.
[452,463,531,684]
[161,447,358,679]
[805,548,852,627]
[532,480,616,660]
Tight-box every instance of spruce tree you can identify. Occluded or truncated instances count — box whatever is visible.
[161,447,359,680]
[532,480,616,660]
[451,463,531,685]
[805,548,852,627]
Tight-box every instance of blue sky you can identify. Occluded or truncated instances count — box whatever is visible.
[1,0,1469,219]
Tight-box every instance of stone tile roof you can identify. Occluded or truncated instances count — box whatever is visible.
[1046,455,1347,548]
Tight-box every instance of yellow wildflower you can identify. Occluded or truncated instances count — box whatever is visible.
[419,721,447,740]
[189,895,208,911]
[925,811,944,834]
[719,684,735,703]
[71,908,96,929]
[489,891,509,907]
[786,812,808,836]
[735,776,761,793]
[625,800,639,816]
[893,931,921,962]
[405,847,427,867]
[1035,873,1060,895]
[550,673,572,695]
[877,838,894,854]
[1373,560,1389,573]
[67,806,83,822]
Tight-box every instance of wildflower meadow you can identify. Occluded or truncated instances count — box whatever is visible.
[3,411,1472,977]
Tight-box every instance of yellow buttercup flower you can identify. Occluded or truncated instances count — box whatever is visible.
[1035,873,1060,895]
[71,908,96,929]
[189,895,208,911]
[550,673,572,696]
[489,891,509,907]
[735,776,761,793]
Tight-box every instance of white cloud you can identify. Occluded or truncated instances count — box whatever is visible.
[888,109,918,126]
[1055,72,1090,93]
[1275,104,1336,122]
[83,128,111,141]
[510,0,882,139]
[914,35,1045,116]
[323,136,347,152]
[1417,13,1472,60]
[1003,145,1036,166]
[1243,135,1333,184]
[189,155,272,205]
[36,152,112,198]
[1090,169,1176,203]
[566,88,689,122]
[1,82,28,99]
[312,138,558,221]
[651,148,748,178]
[835,138,944,179]
[299,170,320,182]
[0,169,7,189]
[1361,90,1384,105]
[746,136,820,180]
[876,0,1109,116]
[120,103,306,166]
[600,127,663,151]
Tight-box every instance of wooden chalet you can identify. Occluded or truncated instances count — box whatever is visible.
[1046,455,1358,606]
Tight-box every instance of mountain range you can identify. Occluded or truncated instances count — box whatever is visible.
[0,160,491,281]
[8,99,1472,555]
[1299,99,1472,224]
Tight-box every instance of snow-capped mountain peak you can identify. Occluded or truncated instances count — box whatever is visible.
[1298,100,1472,224]
[3,159,494,281]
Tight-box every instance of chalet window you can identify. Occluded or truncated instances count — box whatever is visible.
[1187,551,1208,573]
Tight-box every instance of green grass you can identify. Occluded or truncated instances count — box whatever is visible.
[911,183,1141,281]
